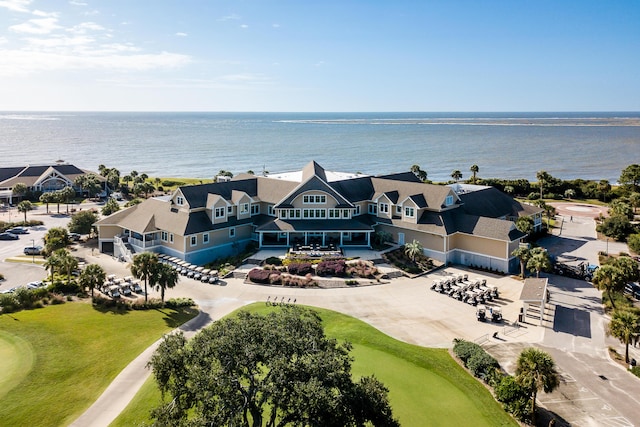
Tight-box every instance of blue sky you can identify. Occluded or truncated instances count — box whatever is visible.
[0,0,638,111]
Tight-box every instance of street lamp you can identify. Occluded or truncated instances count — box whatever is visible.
[31,238,35,263]
[606,238,609,256]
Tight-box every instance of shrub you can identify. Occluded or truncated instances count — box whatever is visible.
[467,350,499,380]
[14,287,36,309]
[0,293,20,313]
[452,339,484,365]
[630,366,640,378]
[165,297,195,308]
[247,268,276,284]
[597,214,635,241]
[494,375,532,422]
[287,262,313,276]
[162,180,186,187]
[628,233,640,254]
[48,280,82,295]
[264,256,283,266]
[316,259,347,277]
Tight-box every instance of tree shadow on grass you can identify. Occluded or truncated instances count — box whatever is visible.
[155,307,201,329]
[91,302,131,315]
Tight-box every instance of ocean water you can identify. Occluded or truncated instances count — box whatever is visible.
[1,112,639,183]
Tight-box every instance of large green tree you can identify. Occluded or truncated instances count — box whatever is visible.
[68,210,99,234]
[410,164,427,182]
[74,174,102,199]
[148,307,399,427]
[619,164,640,193]
[12,182,27,200]
[451,169,463,182]
[101,198,120,216]
[131,252,159,302]
[515,347,559,425]
[79,263,106,298]
[515,216,534,236]
[536,170,551,199]
[608,310,640,363]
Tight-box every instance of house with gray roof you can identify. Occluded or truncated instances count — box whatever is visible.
[0,162,105,204]
[95,161,541,272]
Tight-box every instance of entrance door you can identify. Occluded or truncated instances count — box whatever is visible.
[398,232,405,245]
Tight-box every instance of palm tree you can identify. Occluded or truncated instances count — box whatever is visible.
[39,192,53,214]
[17,200,33,222]
[79,264,106,298]
[44,227,69,253]
[536,170,551,200]
[470,164,479,184]
[504,185,514,195]
[526,248,551,278]
[410,164,427,182]
[59,186,76,214]
[516,347,560,425]
[564,189,576,200]
[44,251,63,281]
[608,310,640,363]
[404,239,423,262]
[57,249,78,285]
[598,180,611,202]
[451,170,463,182]
[593,265,625,309]
[515,216,534,236]
[153,263,179,303]
[511,246,532,279]
[131,252,159,302]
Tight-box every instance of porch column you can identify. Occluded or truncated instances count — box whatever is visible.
[259,232,263,248]
[304,232,308,245]
[340,232,344,246]
[286,232,290,246]
[143,233,146,247]
[322,233,326,246]
[367,232,370,246]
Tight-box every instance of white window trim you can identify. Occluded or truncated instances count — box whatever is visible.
[203,233,209,244]
[445,195,454,206]
[176,196,185,206]
[303,194,326,204]
[405,207,415,218]
[215,207,225,218]
[161,231,168,242]
[229,227,236,238]
[169,233,174,243]
[190,235,197,247]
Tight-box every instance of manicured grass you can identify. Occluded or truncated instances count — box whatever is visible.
[0,302,198,427]
[113,303,517,427]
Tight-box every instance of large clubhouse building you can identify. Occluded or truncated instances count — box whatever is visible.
[95,161,542,273]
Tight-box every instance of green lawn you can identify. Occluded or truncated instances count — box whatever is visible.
[113,303,517,427]
[0,302,198,427]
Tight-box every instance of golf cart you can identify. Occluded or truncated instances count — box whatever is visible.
[490,307,503,322]
[476,305,487,321]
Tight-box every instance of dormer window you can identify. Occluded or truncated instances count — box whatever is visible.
[240,203,249,214]
[379,203,389,213]
[303,195,326,204]
[176,196,185,206]
[368,204,377,214]
[215,207,225,218]
[445,195,454,206]
[405,207,415,218]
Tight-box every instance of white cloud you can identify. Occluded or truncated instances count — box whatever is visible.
[0,0,31,13]
[0,49,191,75]
[175,32,187,37]
[95,73,273,90]
[69,0,88,5]
[218,13,240,21]
[10,17,62,34]
[272,23,280,28]
[25,35,94,48]
[240,24,248,29]
[0,37,8,44]
[32,9,58,17]
[67,22,105,34]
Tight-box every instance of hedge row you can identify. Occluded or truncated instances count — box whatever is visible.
[452,338,531,422]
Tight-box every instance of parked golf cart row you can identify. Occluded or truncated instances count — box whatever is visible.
[158,254,219,284]
[475,305,502,322]
[99,274,143,298]
[430,274,500,306]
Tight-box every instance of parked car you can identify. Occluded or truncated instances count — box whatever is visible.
[7,227,29,234]
[69,233,82,241]
[624,283,640,300]
[0,232,19,240]
[23,246,43,255]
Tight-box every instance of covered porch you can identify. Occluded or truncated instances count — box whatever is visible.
[256,218,374,249]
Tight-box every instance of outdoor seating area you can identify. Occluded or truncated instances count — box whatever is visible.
[430,274,499,307]
[288,243,342,258]
[158,254,219,284]
[99,275,143,299]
